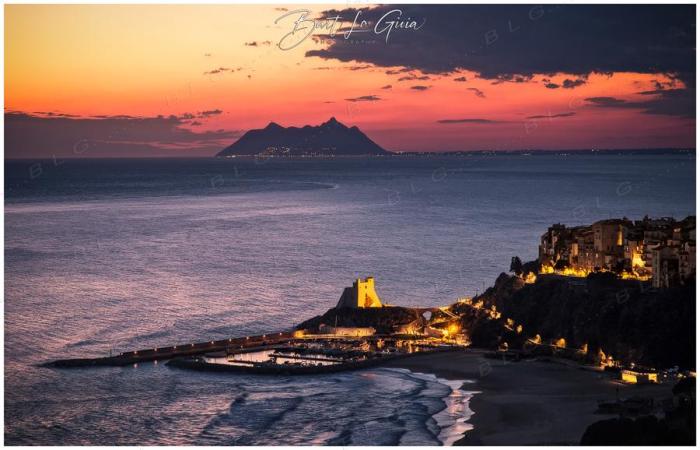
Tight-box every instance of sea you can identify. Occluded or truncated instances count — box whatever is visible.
[4,154,695,445]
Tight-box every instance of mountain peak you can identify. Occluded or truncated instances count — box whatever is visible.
[322,117,345,128]
[265,121,283,130]
[217,118,389,157]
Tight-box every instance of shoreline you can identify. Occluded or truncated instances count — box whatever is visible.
[389,368,477,446]
[384,349,673,445]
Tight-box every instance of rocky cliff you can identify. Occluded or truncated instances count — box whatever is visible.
[453,272,695,369]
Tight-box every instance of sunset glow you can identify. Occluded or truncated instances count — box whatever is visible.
[5,4,695,157]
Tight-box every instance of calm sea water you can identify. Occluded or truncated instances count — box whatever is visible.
[5,155,695,445]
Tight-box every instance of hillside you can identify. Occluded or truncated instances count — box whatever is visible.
[217,117,390,157]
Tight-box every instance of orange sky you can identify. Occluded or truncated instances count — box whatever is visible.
[4,4,696,154]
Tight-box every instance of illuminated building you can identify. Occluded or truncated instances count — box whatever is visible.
[336,277,384,308]
[539,216,695,284]
[317,324,376,337]
[620,369,659,384]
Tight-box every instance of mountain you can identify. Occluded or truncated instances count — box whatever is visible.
[216,117,390,157]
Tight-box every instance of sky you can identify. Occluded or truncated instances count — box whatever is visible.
[4,4,696,158]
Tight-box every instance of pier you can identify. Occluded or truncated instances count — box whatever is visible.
[45,331,296,368]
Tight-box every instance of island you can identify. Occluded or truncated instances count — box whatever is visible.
[216,117,390,157]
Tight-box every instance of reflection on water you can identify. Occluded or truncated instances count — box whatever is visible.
[204,349,342,367]
[5,156,695,444]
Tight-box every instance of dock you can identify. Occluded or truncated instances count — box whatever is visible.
[44,331,296,368]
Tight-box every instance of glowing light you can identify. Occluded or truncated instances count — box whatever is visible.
[447,323,460,336]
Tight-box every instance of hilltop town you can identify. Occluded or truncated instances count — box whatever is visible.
[539,216,695,287]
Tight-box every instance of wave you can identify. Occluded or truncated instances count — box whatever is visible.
[383,368,478,446]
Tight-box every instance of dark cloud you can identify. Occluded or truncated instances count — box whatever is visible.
[347,64,374,71]
[345,95,382,102]
[437,118,504,124]
[544,82,560,89]
[562,78,586,89]
[31,111,80,118]
[385,68,412,75]
[526,112,576,119]
[199,109,223,116]
[586,96,627,106]
[381,85,392,89]
[5,112,240,158]
[411,85,431,91]
[467,87,485,98]
[305,5,694,117]
[244,40,272,47]
[203,67,243,75]
[453,76,467,82]
[635,89,695,117]
[586,91,694,118]
[491,75,531,84]
[397,74,431,81]
[306,5,694,81]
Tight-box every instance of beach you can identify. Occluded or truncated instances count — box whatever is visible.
[386,349,673,445]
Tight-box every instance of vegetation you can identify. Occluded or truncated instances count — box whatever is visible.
[455,270,695,369]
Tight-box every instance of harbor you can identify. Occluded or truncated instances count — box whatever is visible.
[45,277,469,372]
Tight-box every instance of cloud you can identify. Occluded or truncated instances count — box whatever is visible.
[385,68,412,75]
[5,112,240,158]
[586,96,627,106]
[411,85,431,91]
[562,78,586,89]
[243,40,271,46]
[397,74,431,81]
[467,87,485,98]
[586,92,694,118]
[381,84,392,89]
[345,95,382,102]
[305,4,694,117]
[544,82,559,89]
[305,5,694,82]
[203,67,243,75]
[199,109,223,116]
[437,118,504,124]
[347,64,374,71]
[453,76,467,82]
[526,112,576,119]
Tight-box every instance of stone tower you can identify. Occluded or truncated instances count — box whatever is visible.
[336,277,383,308]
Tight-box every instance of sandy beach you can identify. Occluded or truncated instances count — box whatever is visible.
[386,349,673,445]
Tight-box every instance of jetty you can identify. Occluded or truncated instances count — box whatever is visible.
[44,332,296,368]
[44,277,469,372]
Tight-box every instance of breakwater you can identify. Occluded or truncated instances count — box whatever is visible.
[44,331,296,368]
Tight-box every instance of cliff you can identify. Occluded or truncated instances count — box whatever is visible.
[296,306,420,335]
[217,117,390,157]
[453,272,695,369]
